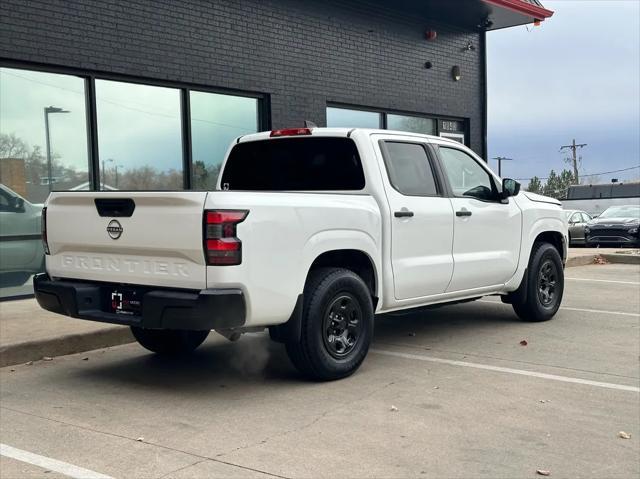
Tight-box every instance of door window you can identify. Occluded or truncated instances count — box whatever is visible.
[570,212,582,223]
[439,147,496,201]
[381,142,439,196]
[581,212,592,222]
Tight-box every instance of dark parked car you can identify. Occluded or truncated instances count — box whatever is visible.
[585,205,640,247]
[564,209,592,246]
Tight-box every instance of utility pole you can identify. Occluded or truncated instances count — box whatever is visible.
[559,139,587,184]
[492,157,513,177]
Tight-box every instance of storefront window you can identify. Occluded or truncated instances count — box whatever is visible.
[190,91,258,190]
[95,80,183,190]
[0,67,89,297]
[387,114,436,135]
[326,107,381,128]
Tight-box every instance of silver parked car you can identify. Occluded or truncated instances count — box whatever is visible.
[564,209,592,246]
[0,184,45,287]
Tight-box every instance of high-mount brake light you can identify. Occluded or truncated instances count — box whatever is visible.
[42,206,50,255]
[204,209,248,265]
[270,128,312,137]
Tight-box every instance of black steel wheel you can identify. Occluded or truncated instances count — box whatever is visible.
[511,242,564,322]
[537,259,558,307]
[322,293,363,359]
[285,268,374,381]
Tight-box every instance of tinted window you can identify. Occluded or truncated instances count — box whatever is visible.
[190,91,258,190]
[95,80,183,190]
[221,137,365,191]
[382,142,438,196]
[326,107,381,128]
[439,147,496,201]
[387,115,436,135]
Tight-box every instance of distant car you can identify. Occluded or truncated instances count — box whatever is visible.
[0,184,45,287]
[564,209,592,246]
[585,205,640,248]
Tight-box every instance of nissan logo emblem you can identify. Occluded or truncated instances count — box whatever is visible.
[107,219,123,240]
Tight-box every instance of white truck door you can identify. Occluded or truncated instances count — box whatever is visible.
[436,145,521,292]
[376,138,454,300]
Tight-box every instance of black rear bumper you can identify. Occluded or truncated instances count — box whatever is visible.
[33,274,246,331]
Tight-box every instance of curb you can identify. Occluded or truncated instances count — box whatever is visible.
[0,327,135,368]
[566,255,599,268]
[601,253,640,265]
[566,253,640,268]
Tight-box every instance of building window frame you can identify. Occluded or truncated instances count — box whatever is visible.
[1,59,270,191]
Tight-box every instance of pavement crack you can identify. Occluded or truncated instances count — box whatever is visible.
[0,406,290,479]
[158,458,208,479]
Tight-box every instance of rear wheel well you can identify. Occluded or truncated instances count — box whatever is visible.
[533,231,565,261]
[308,250,377,306]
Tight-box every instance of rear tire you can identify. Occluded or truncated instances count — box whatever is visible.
[131,327,209,355]
[285,268,374,381]
[511,242,564,322]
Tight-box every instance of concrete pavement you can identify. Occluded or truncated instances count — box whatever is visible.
[1,263,638,478]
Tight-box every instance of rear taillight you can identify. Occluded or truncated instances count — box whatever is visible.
[204,210,248,265]
[270,127,312,137]
[42,206,50,255]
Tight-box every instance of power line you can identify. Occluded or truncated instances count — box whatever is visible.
[516,165,640,182]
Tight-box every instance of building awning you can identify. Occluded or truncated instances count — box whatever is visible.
[396,0,553,31]
[483,0,554,29]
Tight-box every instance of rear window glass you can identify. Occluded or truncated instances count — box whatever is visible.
[220,137,365,191]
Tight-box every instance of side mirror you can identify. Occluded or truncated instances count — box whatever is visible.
[12,197,25,211]
[502,178,521,198]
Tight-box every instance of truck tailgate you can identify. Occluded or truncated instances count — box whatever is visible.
[45,192,208,289]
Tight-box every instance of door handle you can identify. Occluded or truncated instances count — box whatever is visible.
[394,210,414,218]
[456,210,472,217]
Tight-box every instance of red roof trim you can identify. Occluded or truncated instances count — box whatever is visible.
[483,0,554,21]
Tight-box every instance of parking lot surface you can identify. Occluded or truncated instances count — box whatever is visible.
[1,263,639,478]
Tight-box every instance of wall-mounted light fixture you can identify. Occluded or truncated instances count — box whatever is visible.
[425,30,437,41]
[462,40,475,52]
[452,66,461,81]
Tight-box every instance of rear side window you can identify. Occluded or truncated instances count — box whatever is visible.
[220,137,365,190]
[382,142,439,196]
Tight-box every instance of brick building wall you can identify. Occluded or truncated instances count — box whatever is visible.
[0,0,485,154]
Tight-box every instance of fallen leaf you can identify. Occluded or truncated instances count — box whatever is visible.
[25,361,33,366]
[82,357,89,361]
[136,437,144,442]
[10,369,15,372]
[536,470,551,476]
[539,400,546,403]
[618,431,631,439]
[390,405,398,412]
[433,386,439,389]
[520,340,528,346]
[42,356,53,361]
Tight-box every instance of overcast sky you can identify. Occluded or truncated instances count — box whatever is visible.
[487,0,640,186]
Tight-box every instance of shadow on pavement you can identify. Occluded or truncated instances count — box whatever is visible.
[70,300,520,392]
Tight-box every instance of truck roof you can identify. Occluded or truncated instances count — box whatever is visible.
[236,127,464,146]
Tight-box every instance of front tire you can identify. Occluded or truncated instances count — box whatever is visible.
[131,327,209,355]
[285,268,374,381]
[511,242,564,322]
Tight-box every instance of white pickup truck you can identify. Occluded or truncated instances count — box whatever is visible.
[35,127,567,380]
